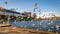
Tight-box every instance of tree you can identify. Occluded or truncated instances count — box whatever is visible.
[33,13,37,19]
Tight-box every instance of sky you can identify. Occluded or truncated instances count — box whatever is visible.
[0,0,60,17]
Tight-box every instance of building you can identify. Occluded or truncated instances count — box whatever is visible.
[23,11,31,17]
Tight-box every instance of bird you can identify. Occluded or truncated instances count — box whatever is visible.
[32,24,35,27]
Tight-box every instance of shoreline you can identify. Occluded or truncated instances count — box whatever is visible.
[0,26,57,34]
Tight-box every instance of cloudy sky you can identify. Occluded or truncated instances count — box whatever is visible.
[0,0,60,17]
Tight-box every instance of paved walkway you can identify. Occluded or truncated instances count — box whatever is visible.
[0,26,57,34]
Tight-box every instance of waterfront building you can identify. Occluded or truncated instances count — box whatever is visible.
[23,11,31,17]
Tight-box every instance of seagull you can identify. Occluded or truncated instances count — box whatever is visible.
[48,20,54,25]
[32,24,35,27]
[48,29,52,32]
[56,24,60,30]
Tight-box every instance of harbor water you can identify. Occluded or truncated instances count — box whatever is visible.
[9,20,60,33]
